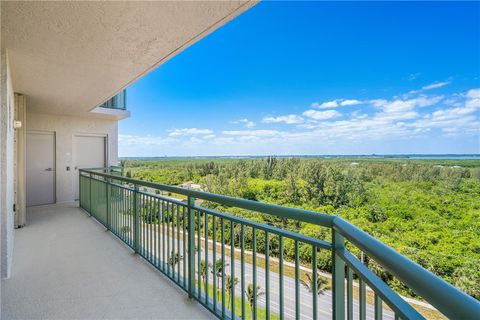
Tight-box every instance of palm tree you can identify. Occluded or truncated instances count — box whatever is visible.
[211,259,229,297]
[199,260,211,291]
[225,275,238,307]
[245,283,265,319]
[167,251,183,269]
[300,273,328,296]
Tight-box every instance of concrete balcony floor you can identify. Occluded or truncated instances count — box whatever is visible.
[1,203,210,319]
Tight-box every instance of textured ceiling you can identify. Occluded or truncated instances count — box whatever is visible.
[1,1,256,116]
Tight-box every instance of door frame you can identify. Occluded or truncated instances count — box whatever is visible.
[72,133,108,168]
[26,130,56,206]
[72,133,108,200]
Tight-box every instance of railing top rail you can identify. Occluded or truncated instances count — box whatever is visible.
[333,217,480,319]
[80,168,334,227]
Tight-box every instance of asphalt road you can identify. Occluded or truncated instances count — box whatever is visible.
[132,221,395,320]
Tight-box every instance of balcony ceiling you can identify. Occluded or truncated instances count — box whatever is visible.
[1,1,256,116]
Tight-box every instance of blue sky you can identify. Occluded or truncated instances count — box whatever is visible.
[119,1,480,157]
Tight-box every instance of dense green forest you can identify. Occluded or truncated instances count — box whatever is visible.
[120,157,480,300]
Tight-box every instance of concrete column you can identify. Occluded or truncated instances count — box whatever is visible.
[14,93,26,227]
[1,50,15,279]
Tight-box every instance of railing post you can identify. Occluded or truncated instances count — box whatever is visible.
[79,171,82,209]
[88,173,92,215]
[133,184,140,253]
[106,177,111,230]
[187,195,196,299]
[332,229,345,320]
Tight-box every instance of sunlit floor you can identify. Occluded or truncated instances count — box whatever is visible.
[1,203,209,319]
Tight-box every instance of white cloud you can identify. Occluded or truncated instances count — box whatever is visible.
[318,100,339,108]
[351,111,368,119]
[119,134,175,146]
[311,99,363,109]
[466,88,480,109]
[263,114,304,124]
[222,130,280,137]
[169,128,213,137]
[372,96,443,113]
[408,81,451,95]
[303,109,341,120]
[421,81,451,91]
[340,99,362,106]
[233,119,255,128]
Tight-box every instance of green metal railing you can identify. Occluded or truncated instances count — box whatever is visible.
[79,168,480,320]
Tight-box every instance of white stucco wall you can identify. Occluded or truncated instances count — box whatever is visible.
[1,50,15,279]
[26,112,118,203]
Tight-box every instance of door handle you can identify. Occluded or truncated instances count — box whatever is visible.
[45,168,52,171]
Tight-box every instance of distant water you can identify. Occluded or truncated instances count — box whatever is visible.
[120,154,480,161]
[407,155,479,160]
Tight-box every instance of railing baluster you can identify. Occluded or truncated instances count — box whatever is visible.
[114,184,118,236]
[295,240,300,319]
[140,193,143,256]
[332,230,345,320]
[197,210,201,297]
[124,187,126,240]
[279,235,284,320]
[312,245,318,320]
[147,196,150,260]
[212,215,217,313]
[183,206,187,288]
[133,185,140,254]
[375,293,383,320]
[360,278,366,320]
[252,227,257,320]
[221,218,226,319]
[89,173,92,214]
[187,196,196,299]
[167,201,171,274]
[128,187,131,246]
[230,220,235,319]
[204,211,209,305]
[150,196,153,262]
[240,223,245,320]
[347,267,353,320]
[162,200,166,270]
[172,202,176,278]
[129,188,132,246]
[106,177,110,230]
[154,197,158,266]
[177,205,181,282]
[265,231,270,320]
[144,194,147,257]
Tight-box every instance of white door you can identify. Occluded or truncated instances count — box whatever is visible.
[73,135,106,200]
[26,131,55,206]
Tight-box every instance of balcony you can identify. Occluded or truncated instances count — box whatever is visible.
[70,168,479,320]
[89,90,130,120]
[1,203,210,319]
[98,90,127,110]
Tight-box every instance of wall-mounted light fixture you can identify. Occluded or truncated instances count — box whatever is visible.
[13,120,22,129]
